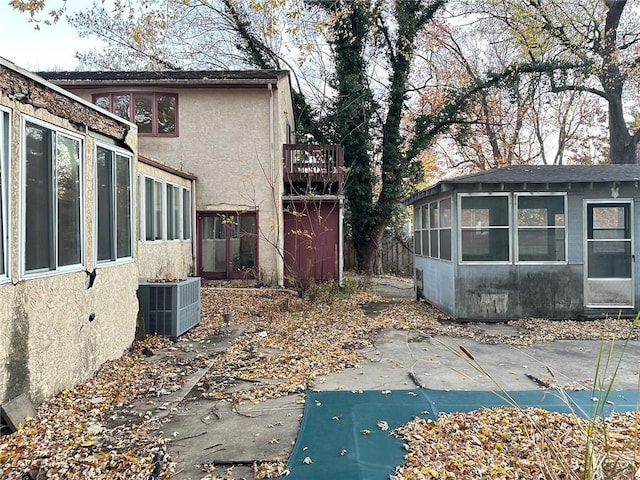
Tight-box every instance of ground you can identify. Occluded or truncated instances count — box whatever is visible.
[0,276,638,479]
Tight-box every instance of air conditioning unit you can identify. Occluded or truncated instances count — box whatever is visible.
[137,277,201,339]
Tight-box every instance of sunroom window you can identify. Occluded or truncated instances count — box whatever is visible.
[140,176,192,242]
[0,108,9,279]
[413,205,421,256]
[96,145,133,263]
[516,194,566,262]
[144,177,164,241]
[460,195,510,262]
[22,119,83,274]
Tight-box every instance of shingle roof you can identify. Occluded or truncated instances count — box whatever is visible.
[38,70,289,86]
[406,164,640,204]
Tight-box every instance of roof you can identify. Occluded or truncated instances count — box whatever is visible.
[406,164,640,204]
[138,155,197,181]
[0,57,136,128]
[38,70,290,87]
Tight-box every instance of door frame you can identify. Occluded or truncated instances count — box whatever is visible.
[583,199,634,309]
[196,210,258,280]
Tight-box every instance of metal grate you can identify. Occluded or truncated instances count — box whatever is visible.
[137,277,201,339]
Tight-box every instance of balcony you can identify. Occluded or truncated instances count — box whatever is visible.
[283,144,344,195]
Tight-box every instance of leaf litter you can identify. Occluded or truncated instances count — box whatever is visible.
[0,283,638,479]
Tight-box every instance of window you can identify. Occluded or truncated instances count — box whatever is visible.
[413,205,421,256]
[421,205,429,257]
[143,177,163,241]
[166,184,180,240]
[22,118,83,274]
[96,145,132,263]
[516,194,566,262]
[429,202,439,258]
[415,198,452,260]
[140,175,191,242]
[0,108,9,280]
[183,189,192,240]
[93,92,178,136]
[460,194,510,262]
[439,198,452,260]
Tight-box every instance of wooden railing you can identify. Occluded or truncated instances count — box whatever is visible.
[283,144,344,195]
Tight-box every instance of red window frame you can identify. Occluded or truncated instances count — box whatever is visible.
[92,92,179,137]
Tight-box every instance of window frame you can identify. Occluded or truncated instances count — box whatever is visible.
[183,188,192,241]
[415,197,452,261]
[139,174,191,243]
[94,142,134,265]
[413,204,422,256]
[515,192,567,264]
[20,115,85,278]
[141,176,164,242]
[458,192,511,264]
[0,107,10,283]
[92,92,178,137]
[166,183,181,241]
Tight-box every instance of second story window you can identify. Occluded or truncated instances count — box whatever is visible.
[93,92,178,137]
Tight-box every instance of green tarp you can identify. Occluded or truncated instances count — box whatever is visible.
[284,389,640,479]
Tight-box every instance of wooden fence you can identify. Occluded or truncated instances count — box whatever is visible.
[344,236,414,276]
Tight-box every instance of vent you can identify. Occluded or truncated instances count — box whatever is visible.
[137,277,201,339]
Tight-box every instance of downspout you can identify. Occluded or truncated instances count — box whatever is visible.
[269,82,284,287]
[191,178,197,277]
[339,197,344,286]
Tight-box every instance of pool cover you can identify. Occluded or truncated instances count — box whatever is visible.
[284,388,640,479]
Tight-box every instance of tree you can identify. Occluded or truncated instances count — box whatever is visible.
[468,0,640,164]
[412,14,610,172]
[64,0,448,273]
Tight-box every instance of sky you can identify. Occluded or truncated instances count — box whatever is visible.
[0,1,100,71]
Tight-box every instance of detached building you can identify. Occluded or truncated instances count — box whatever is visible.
[406,165,640,321]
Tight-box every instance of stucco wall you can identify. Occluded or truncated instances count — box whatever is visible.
[139,87,282,283]
[0,266,138,403]
[63,79,294,285]
[455,264,583,320]
[137,160,194,280]
[0,63,139,404]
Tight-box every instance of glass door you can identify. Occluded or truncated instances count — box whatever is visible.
[584,201,634,308]
[197,212,257,279]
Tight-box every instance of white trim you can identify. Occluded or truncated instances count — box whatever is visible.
[458,192,512,265]
[583,198,634,308]
[514,192,568,265]
[0,106,11,283]
[139,173,192,244]
[19,115,85,279]
[94,141,134,265]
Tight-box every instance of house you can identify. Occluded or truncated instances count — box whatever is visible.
[0,57,142,404]
[41,70,345,287]
[406,164,640,321]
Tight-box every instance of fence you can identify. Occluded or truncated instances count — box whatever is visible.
[344,236,414,276]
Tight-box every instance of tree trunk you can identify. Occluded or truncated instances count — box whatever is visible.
[607,92,636,164]
[359,223,386,275]
[600,0,637,164]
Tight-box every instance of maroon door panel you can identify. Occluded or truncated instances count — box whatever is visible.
[284,201,340,286]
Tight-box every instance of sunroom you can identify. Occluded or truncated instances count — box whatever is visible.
[406,165,640,321]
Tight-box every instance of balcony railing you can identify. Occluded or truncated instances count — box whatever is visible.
[283,144,344,195]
